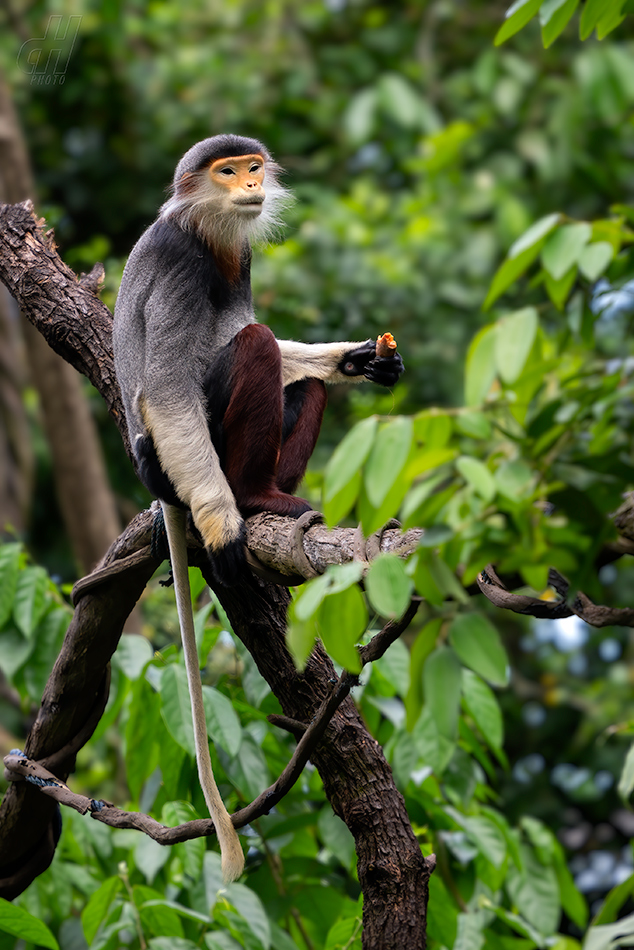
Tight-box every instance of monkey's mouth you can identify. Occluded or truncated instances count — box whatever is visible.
[234,195,265,208]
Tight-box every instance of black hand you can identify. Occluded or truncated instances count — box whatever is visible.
[364,351,405,387]
[338,340,376,377]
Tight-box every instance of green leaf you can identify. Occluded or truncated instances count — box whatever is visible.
[541,0,579,47]
[414,410,453,448]
[401,473,447,526]
[125,679,162,798]
[508,212,561,259]
[495,459,534,500]
[455,412,492,440]
[618,741,634,801]
[24,607,70,702]
[0,897,59,949]
[481,900,547,944]
[323,469,362,527]
[294,563,364,621]
[494,0,542,44]
[81,876,122,944]
[544,264,578,310]
[553,841,588,929]
[597,3,627,38]
[495,307,538,384]
[405,618,442,729]
[463,815,507,867]
[227,735,270,800]
[364,417,413,507]
[423,646,462,739]
[325,917,362,950]
[414,550,468,606]
[578,241,614,281]
[520,563,549,591]
[0,544,21,628]
[580,0,612,36]
[318,586,367,673]
[506,846,560,935]
[541,222,591,280]
[584,912,634,950]
[13,565,49,638]
[163,803,207,882]
[592,871,634,925]
[286,615,317,670]
[454,909,487,948]
[456,456,496,502]
[151,938,199,950]
[323,416,378,501]
[379,73,422,128]
[0,626,34,678]
[483,244,541,310]
[202,687,242,757]
[224,882,271,949]
[376,638,410,694]
[135,834,171,885]
[461,669,504,752]
[465,325,497,406]
[449,613,509,686]
[114,634,154,680]
[203,852,224,911]
[343,87,377,143]
[318,807,356,868]
[413,706,455,774]
[365,554,413,619]
[160,664,196,756]
[418,524,454,548]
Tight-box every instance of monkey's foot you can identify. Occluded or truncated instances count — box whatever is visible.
[150,506,170,563]
[206,527,248,587]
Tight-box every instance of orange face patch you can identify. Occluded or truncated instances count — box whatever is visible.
[208,154,265,192]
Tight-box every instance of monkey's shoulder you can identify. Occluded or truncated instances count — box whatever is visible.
[123,218,210,282]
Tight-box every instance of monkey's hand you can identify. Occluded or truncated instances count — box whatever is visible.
[339,340,405,387]
[364,349,404,387]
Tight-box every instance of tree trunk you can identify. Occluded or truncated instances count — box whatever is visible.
[0,284,32,533]
[0,69,119,572]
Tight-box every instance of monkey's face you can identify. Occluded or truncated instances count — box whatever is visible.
[207,154,266,218]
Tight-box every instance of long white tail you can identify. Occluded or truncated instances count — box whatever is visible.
[161,501,245,883]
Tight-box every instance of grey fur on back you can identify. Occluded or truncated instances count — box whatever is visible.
[113,217,255,451]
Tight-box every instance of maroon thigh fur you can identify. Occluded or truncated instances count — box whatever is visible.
[223,324,311,518]
[277,379,327,494]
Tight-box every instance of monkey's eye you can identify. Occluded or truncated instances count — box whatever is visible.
[219,167,236,176]
[249,164,262,174]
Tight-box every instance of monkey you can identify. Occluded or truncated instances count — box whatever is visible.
[112,134,404,882]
